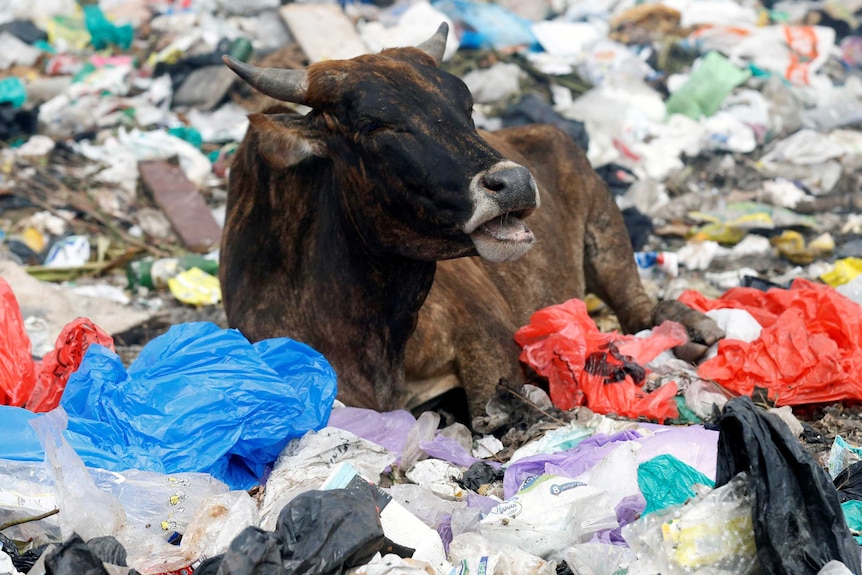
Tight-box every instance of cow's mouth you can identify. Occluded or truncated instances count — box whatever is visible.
[476,209,535,242]
[470,208,536,263]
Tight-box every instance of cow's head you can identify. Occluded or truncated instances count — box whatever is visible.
[223,23,539,263]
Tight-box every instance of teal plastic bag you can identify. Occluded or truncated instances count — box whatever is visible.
[83,4,134,50]
[0,322,337,489]
[0,77,27,109]
[665,51,751,119]
[638,453,715,515]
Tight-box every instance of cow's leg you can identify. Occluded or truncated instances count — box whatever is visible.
[581,169,724,355]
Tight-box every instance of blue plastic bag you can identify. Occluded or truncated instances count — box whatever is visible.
[432,0,538,51]
[0,322,337,489]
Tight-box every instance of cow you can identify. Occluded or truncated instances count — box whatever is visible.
[219,23,724,425]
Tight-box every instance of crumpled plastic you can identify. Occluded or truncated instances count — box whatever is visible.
[514,298,688,421]
[716,396,861,574]
[679,278,862,405]
[0,322,337,490]
[0,276,113,411]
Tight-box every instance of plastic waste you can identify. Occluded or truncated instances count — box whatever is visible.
[515,298,687,420]
[258,427,395,531]
[83,5,133,50]
[0,322,337,490]
[327,407,417,462]
[665,51,751,119]
[462,63,524,105]
[681,279,862,406]
[0,77,26,109]
[634,251,679,279]
[127,255,219,290]
[448,532,556,575]
[715,396,861,574]
[167,267,221,306]
[212,484,388,575]
[623,472,758,574]
[638,454,715,515]
[0,276,115,411]
[827,436,862,480]
[402,411,440,470]
[432,0,537,51]
[43,235,91,268]
[480,474,618,561]
[359,3,458,62]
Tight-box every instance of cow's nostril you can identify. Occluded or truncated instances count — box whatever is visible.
[482,173,506,193]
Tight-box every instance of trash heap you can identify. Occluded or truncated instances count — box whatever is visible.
[2,0,862,573]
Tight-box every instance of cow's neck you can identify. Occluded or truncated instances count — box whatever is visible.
[302,176,436,409]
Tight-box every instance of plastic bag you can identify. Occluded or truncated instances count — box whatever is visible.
[448,532,556,575]
[259,427,395,531]
[834,461,862,503]
[0,276,36,407]
[0,322,337,490]
[665,51,751,119]
[622,473,758,575]
[211,483,387,575]
[480,474,618,562]
[638,454,715,516]
[0,276,114,412]
[515,298,687,421]
[680,279,862,405]
[715,396,861,574]
[327,407,417,461]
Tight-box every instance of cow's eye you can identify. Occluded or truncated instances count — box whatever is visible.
[360,120,388,136]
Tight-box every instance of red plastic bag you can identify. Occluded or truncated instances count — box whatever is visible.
[680,278,862,405]
[514,298,687,422]
[0,277,37,406]
[0,277,114,412]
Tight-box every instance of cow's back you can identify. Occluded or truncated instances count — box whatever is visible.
[404,123,601,413]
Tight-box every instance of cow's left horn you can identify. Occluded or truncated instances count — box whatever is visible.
[222,55,309,105]
[416,22,448,65]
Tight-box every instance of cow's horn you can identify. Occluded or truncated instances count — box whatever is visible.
[222,55,309,104]
[416,22,448,65]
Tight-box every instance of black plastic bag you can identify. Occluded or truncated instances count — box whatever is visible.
[1,532,46,573]
[500,93,589,152]
[834,461,862,503]
[716,396,862,574]
[216,481,386,575]
[44,534,110,575]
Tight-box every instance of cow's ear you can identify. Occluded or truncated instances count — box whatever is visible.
[249,114,323,170]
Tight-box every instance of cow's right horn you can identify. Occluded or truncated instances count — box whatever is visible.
[222,55,309,105]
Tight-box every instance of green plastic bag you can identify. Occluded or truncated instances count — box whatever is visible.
[666,51,751,119]
[0,77,27,109]
[638,453,715,515]
[83,4,133,50]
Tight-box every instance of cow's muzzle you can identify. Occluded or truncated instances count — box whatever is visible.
[464,160,540,263]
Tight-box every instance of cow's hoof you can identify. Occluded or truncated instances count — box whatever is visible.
[653,300,725,363]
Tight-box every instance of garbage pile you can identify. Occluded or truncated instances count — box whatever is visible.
[2,0,862,573]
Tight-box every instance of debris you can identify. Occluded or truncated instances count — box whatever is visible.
[138,160,223,253]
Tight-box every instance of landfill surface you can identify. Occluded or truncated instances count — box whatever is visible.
[2,0,862,573]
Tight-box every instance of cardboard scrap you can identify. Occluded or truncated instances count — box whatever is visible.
[279,4,368,63]
[138,159,223,253]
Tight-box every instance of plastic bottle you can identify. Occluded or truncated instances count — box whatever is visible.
[127,256,219,290]
[635,251,679,278]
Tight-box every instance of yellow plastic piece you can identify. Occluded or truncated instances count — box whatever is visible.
[21,227,46,254]
[821,257,862,287]
[771,230,834,265]
[662,512,756,568]
[168,267,222,306]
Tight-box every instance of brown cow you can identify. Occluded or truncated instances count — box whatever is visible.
[220,24,724,424]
